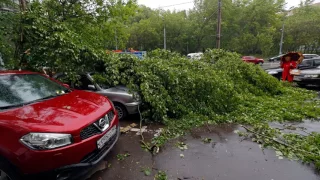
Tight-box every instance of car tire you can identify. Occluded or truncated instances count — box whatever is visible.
[0,158,22,180]
[258,62,263,65]
[114,103,128,120]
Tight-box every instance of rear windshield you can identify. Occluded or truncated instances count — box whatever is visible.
[0,74,68,108]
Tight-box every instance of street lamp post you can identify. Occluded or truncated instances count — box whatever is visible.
[279,22,285,55]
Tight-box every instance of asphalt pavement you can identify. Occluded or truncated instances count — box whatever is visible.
[85,122,319,180]
[261,62,280,70]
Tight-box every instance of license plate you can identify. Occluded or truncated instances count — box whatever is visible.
[97,126,117,149]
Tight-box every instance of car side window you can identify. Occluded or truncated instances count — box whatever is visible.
[74,75,96,91]
[301,60,313,67]
[314,59,320,66]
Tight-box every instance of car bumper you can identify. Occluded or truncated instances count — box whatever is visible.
[294,76,320,85]
[125,101,141,114]
[20,122,120,180]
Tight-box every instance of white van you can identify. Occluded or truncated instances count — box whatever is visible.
[187,53,203,60]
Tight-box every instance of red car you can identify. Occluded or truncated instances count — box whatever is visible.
[242,56,264,65]
[0,71,119,180]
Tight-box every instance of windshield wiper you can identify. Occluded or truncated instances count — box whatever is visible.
[0,104,26,110]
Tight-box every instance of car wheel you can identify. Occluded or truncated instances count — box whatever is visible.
[114,103,128,120]
[0,159,21,180]
[258,62,263,65]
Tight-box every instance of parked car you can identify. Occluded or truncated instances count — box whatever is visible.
[303,54,320,59]
[268,54,284,62]
[293,66,320,87]
[53,72,141,120]
[266,58,320,80]
[242,56,264,65]
[268,54,319,62]
[0,70,119,180]
[187,53,203,60]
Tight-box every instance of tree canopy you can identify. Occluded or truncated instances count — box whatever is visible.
[1,0,320,69]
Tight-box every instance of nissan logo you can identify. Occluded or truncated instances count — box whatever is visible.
[98,118,107,128]
[95,115,110,131]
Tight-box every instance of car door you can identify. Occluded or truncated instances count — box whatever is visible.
[249,56,257,63]
[243,56,254,63]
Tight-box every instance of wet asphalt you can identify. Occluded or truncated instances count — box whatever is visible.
[85,120,320,180]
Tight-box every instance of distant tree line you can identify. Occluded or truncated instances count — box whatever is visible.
[0,0,320,69]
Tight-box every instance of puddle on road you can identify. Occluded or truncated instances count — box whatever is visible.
[155,124,319,180]
[269,120,320,136]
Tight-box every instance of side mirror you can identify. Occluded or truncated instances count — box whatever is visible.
[63,84,70,88]
[88,85,96,90]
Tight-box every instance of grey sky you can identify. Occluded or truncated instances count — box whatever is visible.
[138,0,320,11]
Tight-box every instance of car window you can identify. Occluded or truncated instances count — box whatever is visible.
[0,74,68,108]
[304,55,318,59]
[304,55,311,59]
[314,59,320,66]
[301,60,313,67]
[74,75,96,91]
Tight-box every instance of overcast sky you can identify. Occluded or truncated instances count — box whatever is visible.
[138,0,320,11]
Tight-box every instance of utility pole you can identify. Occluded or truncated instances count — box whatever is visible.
[216,0,222,49]
[163,20,167,50]
[17,0,27,61]
[279,22,285,55]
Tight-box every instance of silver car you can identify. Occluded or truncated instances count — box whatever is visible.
[53,72,141,120]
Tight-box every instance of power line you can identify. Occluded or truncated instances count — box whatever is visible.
[159,1,193,8]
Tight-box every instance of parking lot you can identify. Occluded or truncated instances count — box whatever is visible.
[84,119,320,180]
[261,62,280,70]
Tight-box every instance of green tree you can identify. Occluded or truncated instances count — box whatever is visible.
[283,3,320,53]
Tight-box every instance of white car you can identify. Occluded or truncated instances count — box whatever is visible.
[187,53,203,60]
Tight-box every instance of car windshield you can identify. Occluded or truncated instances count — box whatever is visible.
[0,74,69,108]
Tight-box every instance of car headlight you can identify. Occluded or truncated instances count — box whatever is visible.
[304,74,319,78]
[268,71,278,75]
[20,133,72,150]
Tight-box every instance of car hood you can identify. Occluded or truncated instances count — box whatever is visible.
[105,85,129,92]
[300,68,320,75]
[102,85,135,95]
[0,90,112,134]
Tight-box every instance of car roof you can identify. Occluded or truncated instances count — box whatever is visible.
[0,70,39,75]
